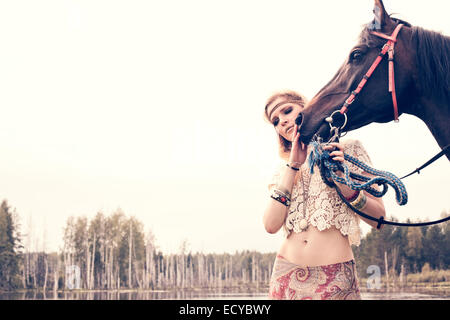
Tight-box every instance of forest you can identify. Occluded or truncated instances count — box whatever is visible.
[0,199,449,292]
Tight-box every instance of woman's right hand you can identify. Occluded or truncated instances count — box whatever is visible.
[288,124,307,168]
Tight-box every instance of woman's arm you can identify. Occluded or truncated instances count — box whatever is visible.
[333,174,386,229]
[325,142,386,229]
[263,165,297,234]
[263,124,307,234]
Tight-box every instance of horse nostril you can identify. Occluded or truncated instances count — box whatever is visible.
[295,113,304,129]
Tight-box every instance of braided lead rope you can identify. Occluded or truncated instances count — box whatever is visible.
[342,153,408,205]
[308,141,408,205]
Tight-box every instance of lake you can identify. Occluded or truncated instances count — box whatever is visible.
[0,287,449,300]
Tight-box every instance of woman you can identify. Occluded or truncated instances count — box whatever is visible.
[263,90,386,300]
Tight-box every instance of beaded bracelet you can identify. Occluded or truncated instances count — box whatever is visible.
[270,189,291,207]
[276,185,291,198]
[274,188,290,201]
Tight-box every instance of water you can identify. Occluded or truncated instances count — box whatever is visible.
[0,288,449,300]
[361,290,449,300]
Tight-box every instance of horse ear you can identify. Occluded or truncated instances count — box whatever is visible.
[370,0,391,30]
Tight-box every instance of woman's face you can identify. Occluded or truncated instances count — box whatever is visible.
[266,97,305,142]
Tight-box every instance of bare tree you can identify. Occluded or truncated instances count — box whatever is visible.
[128,221,132,288]
[384,251,389,289]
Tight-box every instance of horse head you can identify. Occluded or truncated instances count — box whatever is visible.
[298,0,450,159]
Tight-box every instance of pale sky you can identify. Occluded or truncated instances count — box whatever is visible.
[0,0,448,254]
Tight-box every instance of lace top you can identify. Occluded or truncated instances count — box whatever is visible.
[268,139,373,246]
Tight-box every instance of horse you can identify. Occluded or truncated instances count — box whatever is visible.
[297,0,450,160]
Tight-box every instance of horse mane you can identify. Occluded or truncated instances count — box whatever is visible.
[360,17,450,100]
[411,26,450,99]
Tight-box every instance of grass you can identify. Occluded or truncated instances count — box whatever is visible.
[405,269,450,284]
[359,268,450,292]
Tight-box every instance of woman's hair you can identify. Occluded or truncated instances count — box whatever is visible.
[264,90,308,159]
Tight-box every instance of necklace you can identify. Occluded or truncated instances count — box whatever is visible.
[299,167,311,231]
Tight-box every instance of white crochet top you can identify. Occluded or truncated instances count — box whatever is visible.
[268,139,373,246]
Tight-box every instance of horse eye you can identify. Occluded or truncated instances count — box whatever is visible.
[350,50,363,62]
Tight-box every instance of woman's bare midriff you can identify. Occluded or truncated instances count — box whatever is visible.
[278,225,354,267]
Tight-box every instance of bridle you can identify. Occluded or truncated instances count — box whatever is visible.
[323,23,405,140]
[339,23,404,122]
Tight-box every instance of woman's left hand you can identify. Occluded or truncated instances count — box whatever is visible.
[322,142,345,163]
[323,142,347,182]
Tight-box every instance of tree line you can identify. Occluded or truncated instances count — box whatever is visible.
[0,199,449,291]
[0,200,275,291]
[353,211,450,280]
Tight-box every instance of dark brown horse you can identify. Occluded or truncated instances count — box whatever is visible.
[298,0,450,160]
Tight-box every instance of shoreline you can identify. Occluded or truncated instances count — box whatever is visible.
[2,282,449,294]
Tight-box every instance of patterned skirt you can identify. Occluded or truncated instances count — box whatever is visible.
[268,255,361,300]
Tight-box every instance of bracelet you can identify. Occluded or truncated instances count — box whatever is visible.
[273,189,290,201]
[286,163,299,171]
[289,161,303,167]
[276,185,291,198]
[350,191,364,208]
[350,191,367,210]
[345,190,360,202]
[357,193,367,210]
[270,189,291,207]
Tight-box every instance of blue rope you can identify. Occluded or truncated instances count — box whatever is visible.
[308,141,408,206]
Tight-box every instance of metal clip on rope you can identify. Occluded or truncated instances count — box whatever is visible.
[325,110,347,143]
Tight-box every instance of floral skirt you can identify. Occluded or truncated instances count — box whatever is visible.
[268,255,361,300]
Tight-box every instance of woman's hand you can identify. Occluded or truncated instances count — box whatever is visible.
[322,142,345,163]
[323,142,346,178]
[288,124,307,168]
[323,142,353,194]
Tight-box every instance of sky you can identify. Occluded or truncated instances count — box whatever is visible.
[0,0,448,254]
